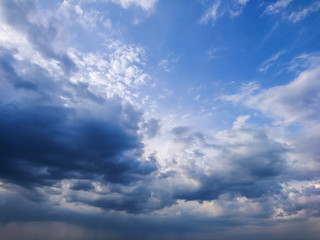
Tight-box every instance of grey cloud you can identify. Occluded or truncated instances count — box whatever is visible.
[143,118,160,138]
[0,41,157,214]
[70,181,95,191]
[173,126,287,202]
[172,126,205,144]
[2,190,320,240]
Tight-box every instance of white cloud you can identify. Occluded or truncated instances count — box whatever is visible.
[158,59,170,72]
[158,54,179,72]
[219,81,260,102]
[287,1,320,23]
[200,0,221,24]
[110,0,158,13]
[288,52,320,72]
[69,40,150,103]
[232,115,250,130]
[258,50,285,72]
[229,0,250,17]
[222,54,320,127]
[200,0,250,24]
[206,47,226,60]
[264,0,292,15]
[247,65,320,126]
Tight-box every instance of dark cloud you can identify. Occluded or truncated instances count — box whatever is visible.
[1,191,320,240]
[70,181,95,191]
[0,39,157,215]
[0,95,156,187]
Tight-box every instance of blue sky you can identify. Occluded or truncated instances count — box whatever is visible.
[0,0,320,239]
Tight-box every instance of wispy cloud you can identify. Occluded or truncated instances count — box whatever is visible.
[287,1,320,23]
[264,0,320,24]
[258,50,285,72]
[158,55,179,72]
[200,0,250,24]
[200,0,221,24]
[264,0,293,15]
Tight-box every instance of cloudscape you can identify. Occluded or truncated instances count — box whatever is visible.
[0,0,320,239]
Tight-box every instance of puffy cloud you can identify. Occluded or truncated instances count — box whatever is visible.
[247,65,320,126]
[172,118,287,202]
[222,55,320,127]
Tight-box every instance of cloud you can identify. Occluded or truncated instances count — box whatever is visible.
[1,1,320,238]
[218,81,260,102]
[200,0,250,24]
[0,0,158,215]
[258,50,286,72]
[0,54,156,189]
[287,1,320,23]
[248,65,320,126]
[218,54,320,213]
[0,0,76,75]
[143,118,161,139]
[221,54,320,127]
[110,0,158,13]
[200,0,221,24]
[172,119,287,202]
[263,0,320,24]
[69,181,96,191]
[229,0,250,17]
[264,0,293,15]
[69,40,150,103]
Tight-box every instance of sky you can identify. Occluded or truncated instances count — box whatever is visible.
[0,0,320,239]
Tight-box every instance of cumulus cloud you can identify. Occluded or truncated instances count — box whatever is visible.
[171,119,287,202]
[221,54,320,127]
[248,65,320,126]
